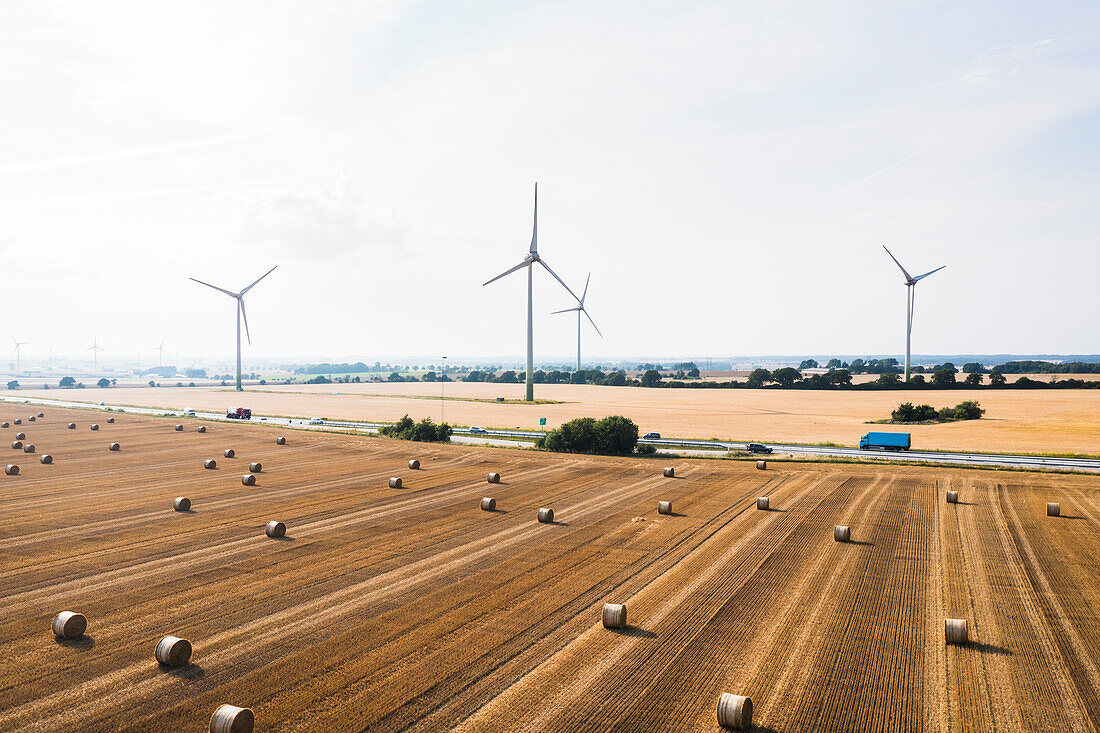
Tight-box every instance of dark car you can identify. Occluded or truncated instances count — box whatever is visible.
[642,432,661,440]
[746,443,772,454]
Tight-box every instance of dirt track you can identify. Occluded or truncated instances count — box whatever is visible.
[2,408,1099,731]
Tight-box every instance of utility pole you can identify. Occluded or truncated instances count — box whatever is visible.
[441,356,447,425]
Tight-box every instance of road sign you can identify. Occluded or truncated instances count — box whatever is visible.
[539,417,547,426]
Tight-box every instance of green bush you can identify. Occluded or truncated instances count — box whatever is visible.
[537,415,639,455]
[636,443,657,455]
[379,414,452,442]
[953,400,985,420]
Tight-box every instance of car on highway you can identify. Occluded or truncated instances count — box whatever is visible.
[746,443,773,454]
[226,407,252,420]
[469,426,487,434]
[183,408,196,417]
[309,417,324,425]
[642,432,661,440]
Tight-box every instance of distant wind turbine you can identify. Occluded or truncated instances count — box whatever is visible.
[190,266,277,391]
[552,272,601,371]
[10,335,30,373]
[152,339,167,366]
[883,246,945,382]
[484,184,579,401]
[86,336,105,371]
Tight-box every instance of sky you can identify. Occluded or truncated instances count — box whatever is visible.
[1,1,1098,367]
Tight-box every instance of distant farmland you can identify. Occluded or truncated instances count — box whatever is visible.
[13,380,1100,455]
[2,408,1099,730]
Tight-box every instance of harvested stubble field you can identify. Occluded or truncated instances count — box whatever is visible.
[15,381,1100,455]
[2,408,1100,732]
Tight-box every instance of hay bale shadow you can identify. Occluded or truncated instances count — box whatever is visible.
[271,535,297,542]
[966,641,1013,656]
[849,540,875,547]
[55,635,95,650]
[612,627,657,639]
[160,662,205,679]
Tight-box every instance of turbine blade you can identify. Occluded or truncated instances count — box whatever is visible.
[240,265,277,295]
[189,277,238,298]
[483,258,531,286]
[536,258,580,302]
[551,306,582,314]
[581,272,590,305]
[239,298,252,344]
[912,265,946,281]
[882,246,913,282]
[583,308,603,338]
[530,183,538,254]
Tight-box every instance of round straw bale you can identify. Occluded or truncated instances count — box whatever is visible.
[106,417,114,423]
[663,467,675,478]
[248,462,262,473]
[174,497,191,511]
[242,474,256,486]
[276,436,286,445]
[946,490,958,504]
[108,442,120,452]
[408,459,420,470]
[388,477,402,488]
[204,459,217,469]
[37,412,44,418]
[23,444,35,453]
[28,416,35,422]
[757,496,769,510]
[11,441,22,450]
[223,449,235,458]
[945,618,968,644]
[67,422,76,429]
[602,603,627,629]
[756,460,767,470]
[717,693,753,729]
[4,464,18,475]
[209,704,255,733]
[0,422,7,428]
[265,520,286,538]
[155,635,192,667]
[537,507,554,523]
[13,418,21,425]
[175,425,184,431]
[657,500,673,515]
[1047,502,1060,517]
[834,525,851,542]
[487,472,501,484]
[198,426,207,433]
[40,454,53,464]
[90,424,99,431]
[480,497,496,511]
[15,432,24,440]
[52,611,87,639]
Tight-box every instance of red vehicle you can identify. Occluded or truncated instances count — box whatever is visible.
[226,407,252,420]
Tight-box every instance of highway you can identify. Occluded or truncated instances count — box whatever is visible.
[2,395,1097,473]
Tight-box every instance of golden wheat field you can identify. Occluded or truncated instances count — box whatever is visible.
[14,381,1100,455]
[3,407,1100,731]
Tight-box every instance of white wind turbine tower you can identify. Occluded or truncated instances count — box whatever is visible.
[190,266,277,391]
[883,245,945,382]
[10,335,30,373]
[152,339,168,366]
[86,336,105,371]
[552,272,601,371]
[484,184,579,402]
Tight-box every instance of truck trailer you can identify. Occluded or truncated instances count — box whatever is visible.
[859,432,911,451]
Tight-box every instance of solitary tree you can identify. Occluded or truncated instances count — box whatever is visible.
[60,376,76,387]
[963,372,983,387]
[989,371,1006,387]
[640,369,662,388]
[746,368,771,388]
[97,378,111,388]
[931,368,957,387]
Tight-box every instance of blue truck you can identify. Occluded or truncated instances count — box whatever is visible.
[859,432,911,451]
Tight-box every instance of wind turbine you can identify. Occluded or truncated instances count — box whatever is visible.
[484,184,579,401]
[152,339,167,366]
[190,266,277,391]
[883,246,945,382]
[552,272,601,371]
[86,336,105,371]
[10,335,30,373]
